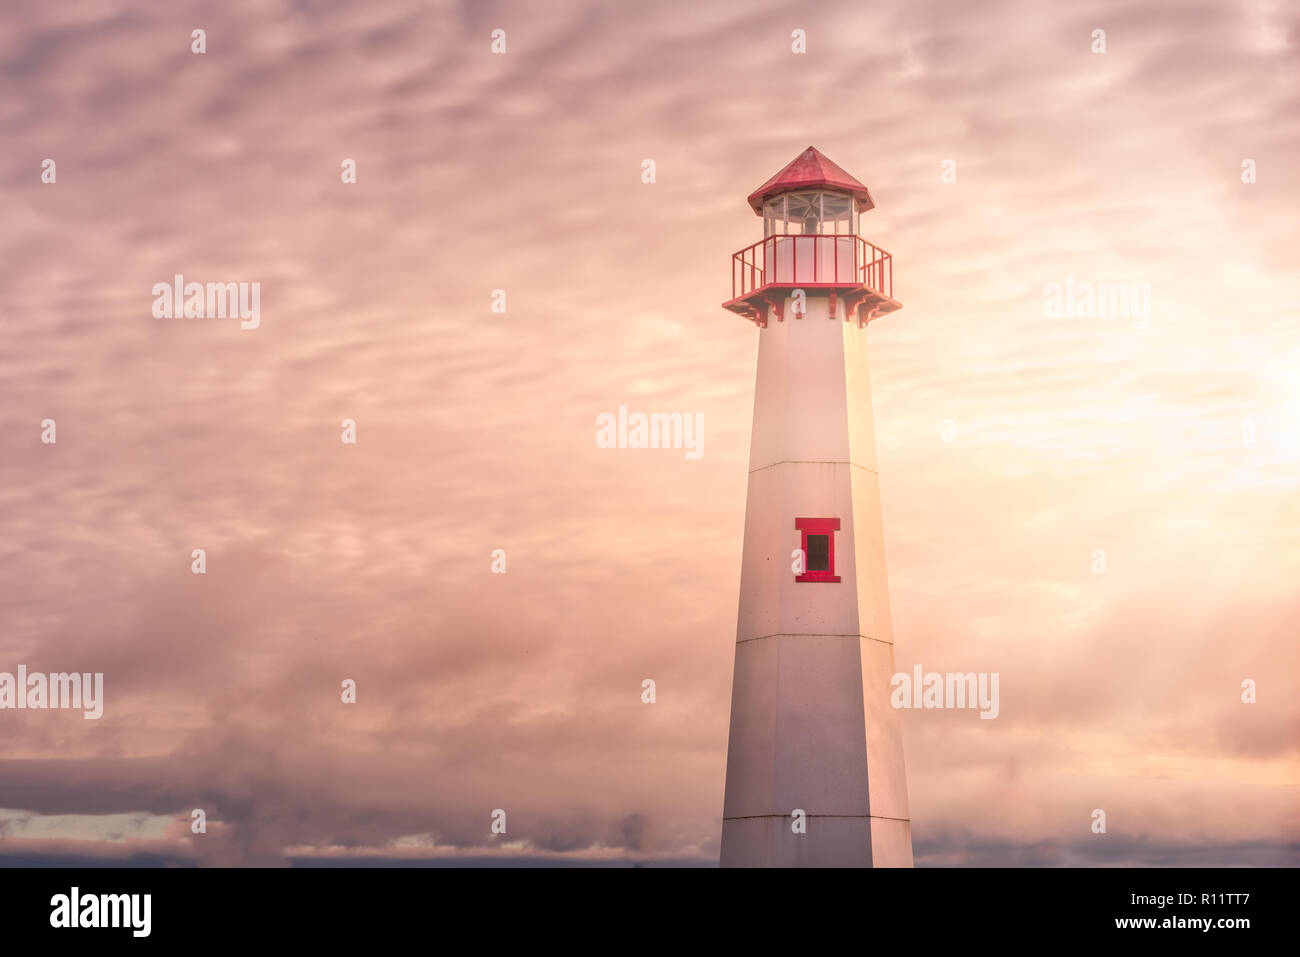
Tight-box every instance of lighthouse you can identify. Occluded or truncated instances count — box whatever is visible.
[719,147,912,867]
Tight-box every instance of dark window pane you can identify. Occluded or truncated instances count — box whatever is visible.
[806,534,830,571]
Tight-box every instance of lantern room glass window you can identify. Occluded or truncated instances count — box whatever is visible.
[762,190,857,237]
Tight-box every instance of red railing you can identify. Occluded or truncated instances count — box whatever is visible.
[730,234,892,301]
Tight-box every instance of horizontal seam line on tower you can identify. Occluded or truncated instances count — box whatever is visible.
[723,814,911,822]
[737,633,893,646]
[748,461,878,475]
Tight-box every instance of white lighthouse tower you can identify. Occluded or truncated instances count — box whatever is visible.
[720,147,912,867]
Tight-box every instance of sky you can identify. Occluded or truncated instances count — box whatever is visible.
[0,0,1297,866]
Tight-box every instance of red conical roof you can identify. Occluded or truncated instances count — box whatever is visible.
[746,146,875,214]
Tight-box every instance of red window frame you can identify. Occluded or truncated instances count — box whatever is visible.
[795,517,841,583]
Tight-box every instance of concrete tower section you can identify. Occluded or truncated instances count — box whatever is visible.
[719,147,911,867]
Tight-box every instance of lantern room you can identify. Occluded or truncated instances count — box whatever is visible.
[723,146,901,328]
[760,190,859,237]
